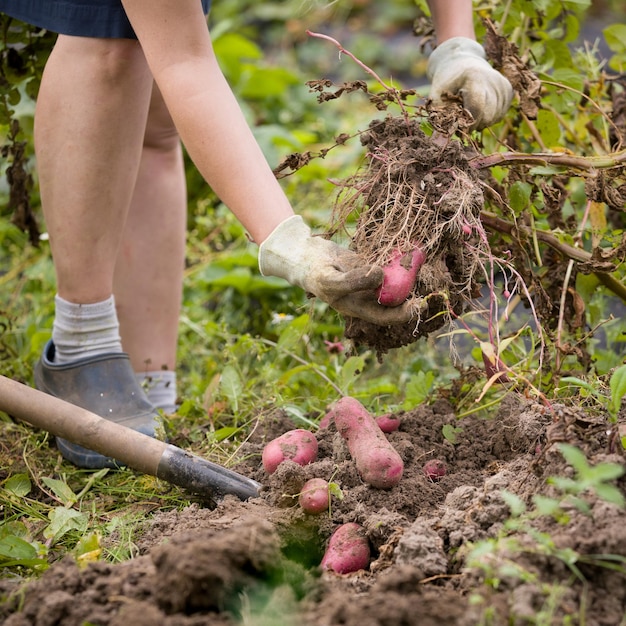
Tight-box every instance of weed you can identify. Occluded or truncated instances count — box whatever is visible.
[464,444,626,623]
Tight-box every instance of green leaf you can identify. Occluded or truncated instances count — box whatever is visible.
[213,32,263,84]
[500,490,526,517]
[0,535,37,560]
[544,39,574,69]
[566,495,591,515]
[41,477,77,506]
[219,365,243,413]
[0,557,49,570]
[402,371,435,409]
[442,424,463,445]
[7,87,21,106]
[529,165,562,176]
[277,314,309,352]
[214,32,262,61]
[43,507,89,544]
[559,376,599,398]
[74,531,102,564]
[4,473,31,498]
[328,482,344,500]
[211,426,240,443]
[563,13,581,43]
[557,443,588,472]
[588,462,625,483]
[208,268,254,294]
[241,66,299,100]
[603,25,626,54]
[0,521,29,541]
[509,181,532,213]
[283,405,317,429]
[609,364,626,417]
[532,494,563,517]
[551,68,585,91]
[549,475,579,493]
[336,355,366,393]
[594,484,626,508]
[575,273,601,305]
[535,109,561,147]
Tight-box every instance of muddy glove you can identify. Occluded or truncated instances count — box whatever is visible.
[427,37,513,130]
[259,216,416,325]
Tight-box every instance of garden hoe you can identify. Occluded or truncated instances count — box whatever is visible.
[0,374,262,502]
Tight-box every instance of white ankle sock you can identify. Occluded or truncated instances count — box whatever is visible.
[135,370,177,413]
[52,295,123,364]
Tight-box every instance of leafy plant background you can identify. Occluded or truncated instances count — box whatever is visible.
[0,0,625,596]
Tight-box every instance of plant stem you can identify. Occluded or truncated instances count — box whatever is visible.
[556,198,593,370]
[306,30,393,91]
[555,259,575,371]
[306,30,410,121]
[472,149,626,171]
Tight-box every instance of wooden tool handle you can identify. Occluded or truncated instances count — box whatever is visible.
[0,374,165,473]
[0,375,262,501]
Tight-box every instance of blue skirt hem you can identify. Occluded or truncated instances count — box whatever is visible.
[0,0,211,39]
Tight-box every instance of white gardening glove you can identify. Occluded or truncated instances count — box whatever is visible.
[427,37,513,130]
[258,216,416,325]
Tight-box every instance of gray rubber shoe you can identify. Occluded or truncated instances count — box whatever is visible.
[34,340,163,469]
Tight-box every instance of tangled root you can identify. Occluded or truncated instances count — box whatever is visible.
[330,115,487,356]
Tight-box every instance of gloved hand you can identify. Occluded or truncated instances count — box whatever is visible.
[427,37,513,130]
[258,216,417,325]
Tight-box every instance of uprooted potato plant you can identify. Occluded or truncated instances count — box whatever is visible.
[276,15,626,383]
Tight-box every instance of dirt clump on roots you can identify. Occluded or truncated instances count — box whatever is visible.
[2,398,625,626]
[330,114,485,357]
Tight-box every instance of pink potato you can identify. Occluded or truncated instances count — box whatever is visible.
[423,459,447,482]
[320,522,370,574]
[321,408,401,433]
[377,247,426,306]
[262,429,318,474]
[298,478,330,514]
[327,397,404,489]
[375,413,401,433]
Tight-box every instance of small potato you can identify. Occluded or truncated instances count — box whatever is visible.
[327,397,404,489]
[423,459,447,481]
[320,522,370,574]
[375,414,401,433]
[377,247,425,306]
[298,478,330,514]
[262,429,318,474]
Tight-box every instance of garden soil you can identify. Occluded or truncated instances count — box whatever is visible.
[2,397,626,625]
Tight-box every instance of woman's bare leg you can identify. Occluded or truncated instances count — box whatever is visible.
[35,35,154,305]
[114,83,186,376]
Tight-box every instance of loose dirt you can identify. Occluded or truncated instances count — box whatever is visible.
[2,397,625,625]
